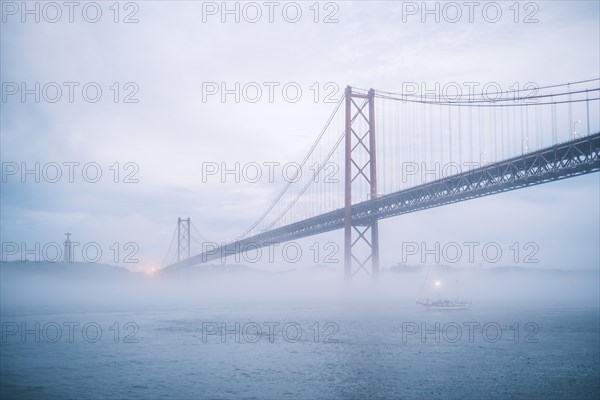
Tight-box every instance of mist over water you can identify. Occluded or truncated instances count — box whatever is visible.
[1,261,598,399]
[2,261,598,310]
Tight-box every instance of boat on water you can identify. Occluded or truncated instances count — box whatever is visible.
[416,298,471,310]
[416,279,471,310]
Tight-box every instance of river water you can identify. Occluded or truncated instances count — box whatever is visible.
[1,301,598,400]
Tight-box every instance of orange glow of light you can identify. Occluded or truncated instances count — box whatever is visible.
[144,265,159,276]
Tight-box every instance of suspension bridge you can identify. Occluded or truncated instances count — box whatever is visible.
[161,79,600,280]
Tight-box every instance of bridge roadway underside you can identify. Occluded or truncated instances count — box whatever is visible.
[166,132,600,271]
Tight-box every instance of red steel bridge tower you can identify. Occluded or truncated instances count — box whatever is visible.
[177,217,191,262]
[344,87,380,281]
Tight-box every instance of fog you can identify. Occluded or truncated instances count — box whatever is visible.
[2,261,597,313]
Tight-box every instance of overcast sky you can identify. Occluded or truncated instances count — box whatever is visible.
[1,1,599,271]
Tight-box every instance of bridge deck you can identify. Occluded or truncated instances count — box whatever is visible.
[165,132,600,270]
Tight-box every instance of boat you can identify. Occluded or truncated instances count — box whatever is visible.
[416,278,471,310]
[416,298,471,310]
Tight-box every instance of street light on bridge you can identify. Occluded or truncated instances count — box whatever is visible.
[573,120,582,139]
[479,151,487,166]
[521,137,529,154]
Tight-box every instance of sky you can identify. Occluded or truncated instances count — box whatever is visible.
[1,0,599,271]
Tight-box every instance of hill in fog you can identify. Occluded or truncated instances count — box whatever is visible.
[0,260,133,279]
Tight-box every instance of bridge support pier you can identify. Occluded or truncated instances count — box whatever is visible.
[344,86,380,281]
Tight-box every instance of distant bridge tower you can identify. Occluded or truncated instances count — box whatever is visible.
[64,232,73,263]
[177,218,191,261]
[344,86,380,281]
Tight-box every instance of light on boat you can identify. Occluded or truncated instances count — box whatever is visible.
[435,281,441,287]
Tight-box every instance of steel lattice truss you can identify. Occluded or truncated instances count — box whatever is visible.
[167,132,600,270]
[344,87,380,279]
[177,218,191,262]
